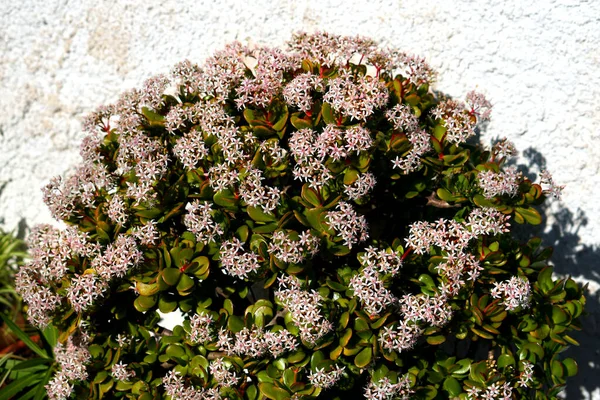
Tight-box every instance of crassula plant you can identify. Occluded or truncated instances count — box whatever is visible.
[16,32,585,400]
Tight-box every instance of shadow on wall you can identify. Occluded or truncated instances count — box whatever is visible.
[514,147,600,399]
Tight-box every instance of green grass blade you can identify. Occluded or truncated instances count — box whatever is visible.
[33,367,52,400]
[11,358,52,371]
[0,313,47,358]
[0,372,40,400]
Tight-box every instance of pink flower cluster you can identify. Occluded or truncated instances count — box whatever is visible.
[46,335,91,400]
[307,365,345,389]
[111,361,136,382]
[399,294,453,327]
[467,382,513,400]
[209,357,240,388]
[364,375,414,400]
[289,125,373,190]
[378,321,423,353]
[274,275,333,345]
[478,166,521,199]
[239,167,281,212]
[66,273,106,313]
[283,72,324,112]
[492,138,517,161]
[325,201,369,248]
[349,246,404,316]
[405,208,509,297]
[183,200,225,245]
[491,276,532,311]
[173,129,209,170]
[217,326,298,359]
[162,370,222,400]
[431,92,491,144]
[344,172,377,200]
[540,169,565,200]
[218,238,262,279]
[323,68,389,121]
[518,361,534,388]
[188,312,214,345]
[268,230,320,264]
[92,234,143,281]
[386,104,432,173]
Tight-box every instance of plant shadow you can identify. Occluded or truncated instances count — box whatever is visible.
[512,146,600,399]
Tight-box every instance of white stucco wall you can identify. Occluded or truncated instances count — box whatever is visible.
[1,0,599,397]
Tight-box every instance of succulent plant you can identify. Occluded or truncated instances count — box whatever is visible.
[15,31,583,400]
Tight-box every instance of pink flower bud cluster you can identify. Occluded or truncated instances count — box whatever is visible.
[364,375,414,400]
[325,201,369,248]
[478,166,521,199]
[307,365,345,389]
[183,200,225,245]
[268,230,320,264]
[274,275,333,345]
[218,238,262,279]
[162,370,222,400]
[491,276,532,311]
[111,361,136,382]
[540,169,565,200]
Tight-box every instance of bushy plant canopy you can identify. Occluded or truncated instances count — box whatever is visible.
[16,32,584,400]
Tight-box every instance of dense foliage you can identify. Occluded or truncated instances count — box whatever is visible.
[15,32,584,400]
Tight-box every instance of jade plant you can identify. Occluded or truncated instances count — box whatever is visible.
[15,32,584,400]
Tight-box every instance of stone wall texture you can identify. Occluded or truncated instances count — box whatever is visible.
[1,0,598,397]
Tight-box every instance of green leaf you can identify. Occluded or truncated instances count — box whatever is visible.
[442,376,462,397]
[259,382,290,400]
[301,185,322,207]
[562,358,578,377]
[290,113,313,130]
[515,206,542,225]
[0,313,47,358]
[321,102,336,125]
[498,354,515,368]
[354,347,372,368]
[247,206,277,223]
[162,268,182,286]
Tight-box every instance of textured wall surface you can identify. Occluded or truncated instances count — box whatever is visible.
[1,0,599,397]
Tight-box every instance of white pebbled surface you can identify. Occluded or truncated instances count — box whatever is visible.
[1,1,599,397]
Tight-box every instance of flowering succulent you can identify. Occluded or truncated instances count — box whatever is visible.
[16,32,583,400]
